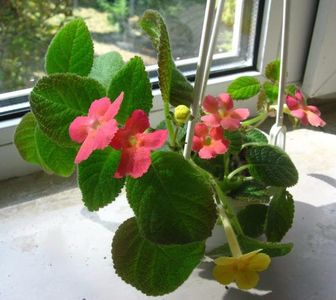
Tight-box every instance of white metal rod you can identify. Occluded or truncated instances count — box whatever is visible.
[183,0,225,159]
[275,0,290,127]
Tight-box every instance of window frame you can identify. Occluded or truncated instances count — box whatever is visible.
[0,0,317,181]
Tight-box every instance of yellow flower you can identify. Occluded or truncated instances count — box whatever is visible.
[174,105,190,124]
[213,249,271,290]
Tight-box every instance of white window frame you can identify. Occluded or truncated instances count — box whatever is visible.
[0,0,318,181]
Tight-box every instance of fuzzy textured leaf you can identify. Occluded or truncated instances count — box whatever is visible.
[232,180,270,203]
[140,10,193,106]
[14,112,40,164]
[15,113,77,177]
[78,148,125,211]
[45,18,93,76]
[238,204,268,238]
[245,129,268,144]
[263,82,278,103]
[246,145,298,187]
[112,218,205,296]
[30,74,105,146]
[265,189,295,242]
[107,56,153,124]
[224,130,243,153]
[35,127,77,177]
[228,76,261,100]
[265,60,280,82]
[89,52,125,89]
[126,151,217,244]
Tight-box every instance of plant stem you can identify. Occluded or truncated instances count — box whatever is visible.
[242,111,268,127]
[163,101,176,148]
[223,153,230,177]
[227,164,250,180]
[218,206,242,257]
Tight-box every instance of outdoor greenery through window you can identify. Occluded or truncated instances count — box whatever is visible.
[0,0,261,98]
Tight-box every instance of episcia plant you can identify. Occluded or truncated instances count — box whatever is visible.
[14,11,326,296]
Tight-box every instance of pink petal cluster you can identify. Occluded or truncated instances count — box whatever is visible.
[69,93,124,164]
[201,93,250,131]
[69,93,168,179]
[286,90,326,127]
[111,110,168,178]
[192,123,229,159]
[192,93,249,159]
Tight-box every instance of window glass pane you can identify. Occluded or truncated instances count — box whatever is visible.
[0,0,261,95]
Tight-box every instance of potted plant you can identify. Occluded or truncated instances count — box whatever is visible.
[14,10,325,296]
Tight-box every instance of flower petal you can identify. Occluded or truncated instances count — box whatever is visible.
[194,123,209,137]
[220,116,241,131]
[104,92,124,120]
[213,265,236,285]
[140,130,168,149]
[114,147,151,179]
[88,97,111,117]
[218,93,233,110]
[192,136,203,152]
[94,119,119,149]
[203,95,219,113]
[290,108,306,120]
[74,134,96,164]
[214,256,237,266]
[306,105,321,116]
[125,109,150,135]
[69,116,91,143]
[235,271,259,290]
[201,114,221,128]
[306,111,326,127]
[248,253,271,272]
[295,90,304,104]
[286,95,299,110]
[233,108,250,121]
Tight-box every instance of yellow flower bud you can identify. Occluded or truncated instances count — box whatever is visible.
[174,105,190,124]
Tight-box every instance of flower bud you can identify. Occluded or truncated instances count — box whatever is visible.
[174,105,190,124]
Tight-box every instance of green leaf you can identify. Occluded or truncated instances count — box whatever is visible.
[78,148,125,211]
[126,151,217,244]
[263,82,278,104]
[169,67,193,106]
[265,189,295,242]
[140,10,193,106]
[14,112,40,164]
[285,84,297,96]
[237,204,268,238]
[265,60,280,82]
[30,74,105,146]
[107,56,153,124]
[112,217,205,296]
[14,113,77,177]
[224,130,243,154]
[89,52,125,89]
[245,129,268,144]
[227,76,261,100]
[45,18,94,76]
[194,155,224,179]
[208,235,293,258]
[231,180,270,203]
[35,127,77,177]
[246,145,298,187]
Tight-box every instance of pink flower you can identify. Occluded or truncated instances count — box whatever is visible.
[286,90,326,127]
[69,93,124,163]
[110,110,168,178]
[201,93,250,131]
[192,123,230,159]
